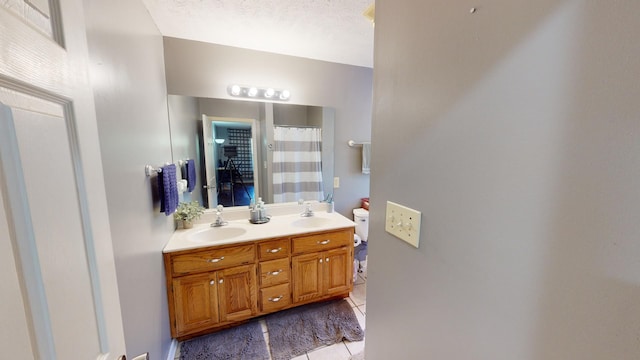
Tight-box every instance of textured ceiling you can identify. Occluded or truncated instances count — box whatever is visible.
[140,0,375,68]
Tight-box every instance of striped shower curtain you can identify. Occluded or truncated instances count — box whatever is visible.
[272,126,324,203]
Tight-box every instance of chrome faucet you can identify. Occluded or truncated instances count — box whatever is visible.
[211,205,228,227]
[300,202,314,217]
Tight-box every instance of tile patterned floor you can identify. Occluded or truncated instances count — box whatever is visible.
[175,269,367,360]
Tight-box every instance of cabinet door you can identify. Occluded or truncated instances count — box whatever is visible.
[217,264,258,322]
[173,273,219,335]
[324,247,352,296]
[292,252,323,303]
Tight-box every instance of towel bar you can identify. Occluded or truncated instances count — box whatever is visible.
[348,140,370,147]
[145,165,163,176]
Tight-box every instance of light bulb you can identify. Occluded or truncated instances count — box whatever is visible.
[248,87,258,97]
[230,85,241,96]
[264,88,275,98]
[280,89,290,100]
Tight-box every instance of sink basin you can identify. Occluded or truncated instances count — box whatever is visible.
[291,216,334,228]
[187,227,247,242]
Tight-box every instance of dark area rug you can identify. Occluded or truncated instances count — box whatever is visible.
[265,299,365,360]
[179,320,269,360]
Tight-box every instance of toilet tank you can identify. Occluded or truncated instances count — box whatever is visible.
[353,208,369,241]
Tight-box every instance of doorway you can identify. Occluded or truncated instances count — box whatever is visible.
[201,115,260,208]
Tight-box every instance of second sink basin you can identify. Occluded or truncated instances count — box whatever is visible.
[187,226,247,243]
[291,216,334,229]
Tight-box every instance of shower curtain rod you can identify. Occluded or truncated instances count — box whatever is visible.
[274,124,321,129]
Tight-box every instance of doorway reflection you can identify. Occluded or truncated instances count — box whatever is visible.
[213,124,255,207]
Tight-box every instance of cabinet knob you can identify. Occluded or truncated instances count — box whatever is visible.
[326,258,330,262]
[209,280,215,285]
[219,279,224,284]
[208,256,225,263]
[268,269,283,276]
[317,239,331,245]
[268,295,284,302]
[319,259,323,263]
[267,247,282,253]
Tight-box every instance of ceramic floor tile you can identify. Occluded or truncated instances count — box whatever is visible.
[353,307,366,330]
[349,283,366,306]
[354,275,366,285]
[347,297,358,308]
[358,303,366,315]
[307,342,351,360]
[344,338,365,356]
[291,354,309,360]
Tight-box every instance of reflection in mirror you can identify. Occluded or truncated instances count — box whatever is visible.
[168,95,334,209]
[202,116,258,208]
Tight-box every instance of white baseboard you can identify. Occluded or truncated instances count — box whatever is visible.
[166,339,178,360]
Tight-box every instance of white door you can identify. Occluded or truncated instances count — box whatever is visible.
[0,1,126,359]
[201,114,219,208]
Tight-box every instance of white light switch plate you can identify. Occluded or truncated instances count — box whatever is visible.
[385,201,421,248]
[333,177,340,188]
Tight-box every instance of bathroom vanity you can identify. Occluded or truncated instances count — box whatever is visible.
[162,206,355,340]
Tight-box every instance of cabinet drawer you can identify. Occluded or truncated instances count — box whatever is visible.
[170,244,255,276]
[257,238,290,261]
[291,229,353,254]
[260,283,291,313]
[259,258,290,288]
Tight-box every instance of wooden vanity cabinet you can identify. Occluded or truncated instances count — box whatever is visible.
[164,227,354,340]
[165,245,257,338]
[291,229,354,304]
[171,264,257,335]
[257,238,292,313]
[172,273,219,335]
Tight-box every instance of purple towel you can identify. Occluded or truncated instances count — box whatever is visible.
[186,159,196,192]
[158,164,178,216]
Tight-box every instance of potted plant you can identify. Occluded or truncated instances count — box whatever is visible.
[174,201,205,229]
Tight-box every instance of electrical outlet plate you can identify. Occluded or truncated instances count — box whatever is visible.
[385,201,421,248]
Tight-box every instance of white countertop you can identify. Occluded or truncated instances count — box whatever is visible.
[163,208,355,253]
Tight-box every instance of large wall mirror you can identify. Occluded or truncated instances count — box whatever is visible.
[168,95,335,209]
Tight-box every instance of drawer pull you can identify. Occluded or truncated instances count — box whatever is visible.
[267,269,283,276]
[268,295,284,302]
[208,256,225,263]
[317,239,331,245]
[267,247,282,253]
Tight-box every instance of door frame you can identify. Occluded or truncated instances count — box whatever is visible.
[201,115,260,208]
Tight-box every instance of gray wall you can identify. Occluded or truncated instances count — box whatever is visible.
[273,103,308,126]
[367,1,640,359]
[83,0,173,358]
[163,37,373,216]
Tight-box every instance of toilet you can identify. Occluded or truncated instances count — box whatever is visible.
[353,208,369,273]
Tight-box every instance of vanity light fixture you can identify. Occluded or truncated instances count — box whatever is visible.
[227,84,291,101]
[230,85,241,96]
